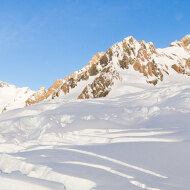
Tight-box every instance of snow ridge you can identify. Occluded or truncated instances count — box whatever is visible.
[0,82,34,113]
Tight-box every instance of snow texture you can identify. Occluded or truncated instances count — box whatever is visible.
[0,36,190,189]
[0,78,190,190]
[0,81,34,113]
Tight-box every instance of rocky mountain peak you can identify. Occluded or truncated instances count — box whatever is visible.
[26,35,190,106]
[170,35,190,52]
[181,35,190,51]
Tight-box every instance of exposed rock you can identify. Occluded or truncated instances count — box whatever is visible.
[170,35,190,52]
[26,52,104,106]
[25,35,190,106]
[119,55,130,69]
[88,52,105,66]
[172,64,183,74]
[181,35,190,51]
[186,58,190,68]
[25,87,46,106]
[88,64,99,76]
[46,79,63,98]
[133,60,141,71]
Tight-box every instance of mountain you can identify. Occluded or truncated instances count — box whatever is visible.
[26,35,190,106]
[0,81,35,113]
[0,36,190,190]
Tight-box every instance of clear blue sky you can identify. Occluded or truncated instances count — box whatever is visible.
[0,0,189,90]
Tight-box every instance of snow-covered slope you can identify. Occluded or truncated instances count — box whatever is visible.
[1,35,190,189]
[0,78,190,190]
[0,81,35,113]
[26,35,190,105]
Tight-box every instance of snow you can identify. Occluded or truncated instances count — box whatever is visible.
[58,75,98,100]
[157,45,190,60]
[0,78,190,189]
[0,36,190,189]
[0,176,54,190]
[0,81,34,113]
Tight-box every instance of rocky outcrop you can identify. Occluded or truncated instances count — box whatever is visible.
[25,87,46,106]
[170,35,190,52]
[26,52,105,105]
[26,35,190,105]
[180,35,190,51]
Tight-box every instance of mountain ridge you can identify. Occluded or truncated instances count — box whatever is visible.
[0,37,190,190]
[26,35,190,106]
[0,81,34,113]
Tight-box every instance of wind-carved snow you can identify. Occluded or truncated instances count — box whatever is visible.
[59,147,167,179]
[0,154,95,190]
[0,176,53,190]
[60,115,75,127]
[0,80,190,189]
[82,115,95,120]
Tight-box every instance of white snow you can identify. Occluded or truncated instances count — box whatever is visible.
[0,36,190,189]
[0,176,53,190]
[0,78,190,189]
[0,81,34,113]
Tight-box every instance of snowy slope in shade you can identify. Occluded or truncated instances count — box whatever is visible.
[0,79,190,190]
[0,81,35,113]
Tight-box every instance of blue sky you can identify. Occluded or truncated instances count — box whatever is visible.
[0,0,189,90]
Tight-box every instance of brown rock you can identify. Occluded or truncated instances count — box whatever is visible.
[133,60,141,71]
[171,64,183,73]
[186,58,190,68]
[25,87,46,106]
[46,79,63,98]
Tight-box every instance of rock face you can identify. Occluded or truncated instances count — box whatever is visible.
[172,35,190,51]
[26,35,190,105]
[25,87,46,106]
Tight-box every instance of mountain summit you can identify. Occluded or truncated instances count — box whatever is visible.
[26,35,190,106]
